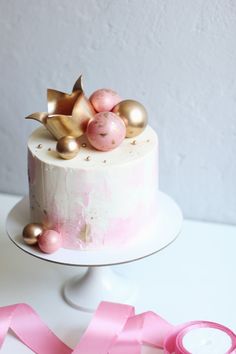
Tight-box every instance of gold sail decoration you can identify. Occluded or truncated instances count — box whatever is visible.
[25,75,95,140]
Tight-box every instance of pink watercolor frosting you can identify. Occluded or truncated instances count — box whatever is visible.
[28,125,159,250]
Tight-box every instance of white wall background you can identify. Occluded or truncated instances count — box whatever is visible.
[0,0,235,224]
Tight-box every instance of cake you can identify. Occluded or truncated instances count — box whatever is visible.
[23,76,159,252]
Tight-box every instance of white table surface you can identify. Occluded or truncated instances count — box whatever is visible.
[0,193,235,353]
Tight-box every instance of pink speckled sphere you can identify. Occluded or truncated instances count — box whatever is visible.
[38,230,62,254]
[86,112,126,151]
[89,89,121,112]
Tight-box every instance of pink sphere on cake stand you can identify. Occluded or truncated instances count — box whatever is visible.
[38,230,62,254]
[86,112,126,151]
[89,89,121,112]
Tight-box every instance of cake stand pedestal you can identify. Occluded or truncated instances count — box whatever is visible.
[6,192,182,312]
[63,266,137,312]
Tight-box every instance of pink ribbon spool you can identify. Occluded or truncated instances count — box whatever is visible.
[164,321,236,354]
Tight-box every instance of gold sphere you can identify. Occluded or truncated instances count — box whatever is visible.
[22,223,44,245]
[56,136,80,160]
[112,99,148,138]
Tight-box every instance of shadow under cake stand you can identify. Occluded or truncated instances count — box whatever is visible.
[6,191,182,312]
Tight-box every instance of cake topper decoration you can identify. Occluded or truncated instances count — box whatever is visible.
[89,88,121,112]
[56,136,80,160]
[26,75,149,159]
[47,88,81,116]
[112,99,148,138]
[26,75,95,140]
[86,112,126,151]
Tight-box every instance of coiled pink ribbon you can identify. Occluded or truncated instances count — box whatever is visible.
[0,302,235,353]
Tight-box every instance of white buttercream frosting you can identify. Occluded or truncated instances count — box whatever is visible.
[28,126,159,250]
[28,126,157,168]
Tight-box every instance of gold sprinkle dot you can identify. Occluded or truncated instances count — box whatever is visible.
[85,156,91,161]
[37,144,43,149]
[48,147,51,151]
[131,140,136,145]
[82,143,87,148]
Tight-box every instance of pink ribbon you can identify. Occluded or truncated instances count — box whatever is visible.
[0,302,235,353]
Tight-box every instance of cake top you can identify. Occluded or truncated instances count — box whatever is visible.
[28,125,157,169]
[26,75,151,161]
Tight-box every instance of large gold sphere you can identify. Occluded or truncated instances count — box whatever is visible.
[22,223,44,245]
[56,136,80,160]
[112,99,148,138]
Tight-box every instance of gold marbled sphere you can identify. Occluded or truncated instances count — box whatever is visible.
[112,99,148,138]
[22,223,44,245]
[56,135,80,160]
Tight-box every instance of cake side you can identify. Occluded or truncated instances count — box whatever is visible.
[28,126,159,249]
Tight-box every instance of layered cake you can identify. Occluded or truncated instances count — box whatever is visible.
[23,76,159,252]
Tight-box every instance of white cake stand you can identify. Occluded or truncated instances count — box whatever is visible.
[6,191,182,312]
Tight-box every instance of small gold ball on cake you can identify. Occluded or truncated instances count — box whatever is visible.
[22,223,44,245]
[112,99,148,138]
[56,136,80,160]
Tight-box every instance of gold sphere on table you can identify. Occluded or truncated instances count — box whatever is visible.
[22,223,44,245]
[56,136,80,160]
[112,99,148,138]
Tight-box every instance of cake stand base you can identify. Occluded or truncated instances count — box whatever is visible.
[63,266,136,312]
[6,191,182,312]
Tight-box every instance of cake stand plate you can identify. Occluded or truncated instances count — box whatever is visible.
[6,191,182,312]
